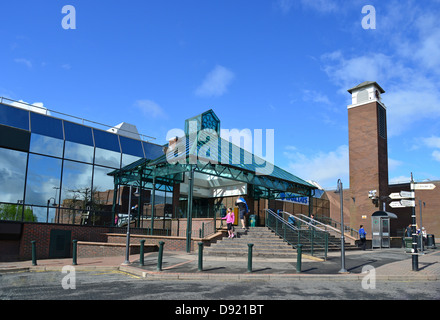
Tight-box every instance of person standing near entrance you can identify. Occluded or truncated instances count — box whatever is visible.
[235,196,249,230]
[222,208,235,238]
[359,225,367,250]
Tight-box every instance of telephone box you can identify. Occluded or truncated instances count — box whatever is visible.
[371,211,397,248]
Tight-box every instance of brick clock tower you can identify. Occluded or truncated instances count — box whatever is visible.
[347,81,389,237]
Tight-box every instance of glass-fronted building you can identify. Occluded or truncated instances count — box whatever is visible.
[0,98,164,225]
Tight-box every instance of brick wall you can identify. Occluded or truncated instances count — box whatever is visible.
[13,222,148,261]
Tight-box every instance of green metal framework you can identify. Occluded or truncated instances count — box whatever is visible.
[108,110,317,252]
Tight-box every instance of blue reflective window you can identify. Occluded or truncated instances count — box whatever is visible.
[63,121,94,146]
[64,141,94,163]
[0,147,27,204]
[143,142,164,160]
[30,113,63,139]
[119,136,144,157]
[30,133,64,158]
[95,147,121,168]
[0,103,29,130]
[25,154,62,208]
[60,160,93,205]
[93,129,121,153]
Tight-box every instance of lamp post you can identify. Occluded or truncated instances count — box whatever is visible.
[46,197,56,223]
[336,179,347,273]
[123,185,133,265]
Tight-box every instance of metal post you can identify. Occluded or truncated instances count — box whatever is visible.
[151,175,156,235]
[31,240,37,266]
[186,166,195,253]
[337,179,347,273]
[140,240,145,266]
[198,242,203,272]
[157,241,165,271]
[410,174,418,271]
[123,185,133,265]
[72,240,78,266]
[419,200,424,254]
[247,243,254,273]
[296,244,303,272]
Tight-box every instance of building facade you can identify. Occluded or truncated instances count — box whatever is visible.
[0,98,164,225]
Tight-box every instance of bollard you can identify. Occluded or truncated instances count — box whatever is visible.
[198,242,203,272]
[296,244,303,273]
[31,240,37,266]
[72,240,78,266]
[140,240,145,266]
[247,243,254,273]
[157,241,165,271]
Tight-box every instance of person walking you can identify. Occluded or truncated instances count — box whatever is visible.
[222,208,235,239]
[359,225,367,250]
[235,197,249,230]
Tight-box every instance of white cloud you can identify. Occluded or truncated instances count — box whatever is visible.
[195,65,235,98]
[275,0,294,14]
[432,150,440,162]
[284,145,349,188]
[135,100,167,119]
[320,2,440,138]
[300,0,339,14]
[302,89,331,105]
[14,58,32,68]
[422,136,440,149]
[389,175,411,185]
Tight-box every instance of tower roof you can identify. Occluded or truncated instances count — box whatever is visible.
[347,81,385,94]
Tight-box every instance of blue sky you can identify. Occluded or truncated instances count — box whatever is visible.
[1,0,439,189]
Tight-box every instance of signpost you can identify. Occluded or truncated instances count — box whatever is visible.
[389,200,411,208]
[387,176,435,271]
[412,183,436,190]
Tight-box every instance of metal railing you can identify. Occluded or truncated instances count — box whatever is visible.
[312,214,359,238]
[265,209,328,260]
[0,97,156,142]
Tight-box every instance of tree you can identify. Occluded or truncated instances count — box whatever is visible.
[0,204,36,222]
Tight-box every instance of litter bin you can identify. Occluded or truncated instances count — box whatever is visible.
[249,215,257,227]
[427,234,436,249]
[403,237,412,253]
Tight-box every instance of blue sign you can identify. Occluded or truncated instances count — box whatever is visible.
[279,193,309,206]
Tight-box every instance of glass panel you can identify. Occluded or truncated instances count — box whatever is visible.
[119,136,144,157]
[92,166,115,209]
[30,133,64,158]
[30,112,63,139]
[60,160,93,208]
[0,148,27,204]
[93,128,120,153]
[121,154,143,167]
[0,124,30,152]
[0,103,29,130]
[95,147,121,168]
[25,154,62,215]
[64,121,94,146]
[64,141,94,163]
[143,142,164,160]
[0,203,36,222]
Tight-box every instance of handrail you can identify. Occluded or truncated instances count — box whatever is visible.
[296,213,358,243]
[281,211,326,232]
[312,214,359,239]
[265,209,328,259]
[295,213,340,234]
[0,96,156,142]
